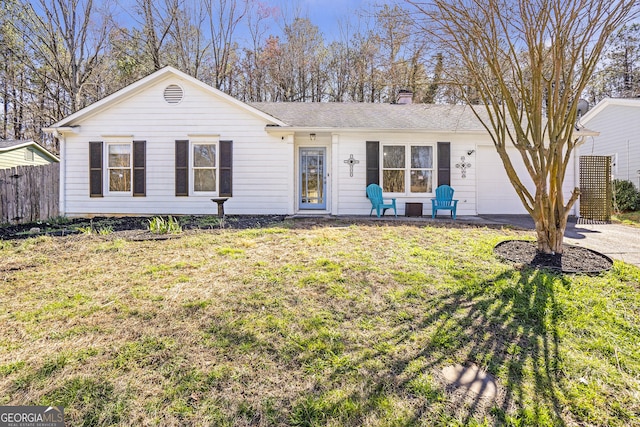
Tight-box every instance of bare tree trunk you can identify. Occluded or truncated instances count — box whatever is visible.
[139,0,178,71]
[409,0,637,253]
[18,0,111,116]
[206,0,247,91]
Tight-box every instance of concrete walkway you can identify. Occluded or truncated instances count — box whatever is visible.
[478,215,640,267]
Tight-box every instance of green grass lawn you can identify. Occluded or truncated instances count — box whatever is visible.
[613,211,640,227]
[1,221,639,426]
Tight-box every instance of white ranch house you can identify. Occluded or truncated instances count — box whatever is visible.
[44,66,585,218]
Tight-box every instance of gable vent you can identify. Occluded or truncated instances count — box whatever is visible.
[163,84,184,104]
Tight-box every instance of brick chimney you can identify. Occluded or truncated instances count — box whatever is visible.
[396,90,413,104]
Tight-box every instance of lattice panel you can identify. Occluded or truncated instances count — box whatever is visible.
[580,156,612,222]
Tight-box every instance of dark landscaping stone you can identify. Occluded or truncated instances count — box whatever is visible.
[441,364,498,399]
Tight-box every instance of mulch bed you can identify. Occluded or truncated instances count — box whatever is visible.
[494,240,613,274]
[0,218,615,274]
[0,215,287,240]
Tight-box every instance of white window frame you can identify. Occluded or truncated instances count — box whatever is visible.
[381,143,435,196]
[106,142,132,195]
[24,148,34,162]
[190,140,219,196]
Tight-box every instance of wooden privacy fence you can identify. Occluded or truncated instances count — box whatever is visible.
[0,163,59,224]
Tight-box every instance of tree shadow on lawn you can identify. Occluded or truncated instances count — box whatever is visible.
[294,267,574,426]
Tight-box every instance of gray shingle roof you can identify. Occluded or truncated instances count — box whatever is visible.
[250,103,488,131]
[0,140,32,150]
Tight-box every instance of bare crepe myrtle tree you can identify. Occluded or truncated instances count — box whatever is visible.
[407,0,638,254]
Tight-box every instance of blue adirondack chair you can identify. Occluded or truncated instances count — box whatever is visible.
[366,183,397,218]
[431,185,458,219]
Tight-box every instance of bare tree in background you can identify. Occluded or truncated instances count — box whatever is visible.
[587,23,640,102]
[238,1,277,101]
[1,0,25,140]
[206,0,248,91]
[168,1,209,79]
[17,0,112,115]
[349,30,381,102]
[408,0,638,254]
[138,0,180,71]
[375,4,412,103]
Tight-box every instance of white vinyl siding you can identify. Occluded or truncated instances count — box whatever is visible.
[332,133,478,216]
[581,102,640,189]
[61,76,291,216]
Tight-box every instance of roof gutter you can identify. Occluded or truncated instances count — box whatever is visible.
[42,126,80,138]
[264,126,491,135]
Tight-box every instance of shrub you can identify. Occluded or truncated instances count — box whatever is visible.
[148,216,182,234]
[76,225,94,235]
[612,180,640,212]
[97,225,114,235]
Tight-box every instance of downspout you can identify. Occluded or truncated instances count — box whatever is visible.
[574,136,586,218]
[627,139,630,181]
[331,134,339,215]
[42,127,67,216]
[59,133,66,216]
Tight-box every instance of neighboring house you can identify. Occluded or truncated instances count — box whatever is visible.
[43,66,585,218]
[580,98,640,189]
[0,140,59,169]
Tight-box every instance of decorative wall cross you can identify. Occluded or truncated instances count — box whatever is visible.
[455,156,472,178]
[344,154,360,177]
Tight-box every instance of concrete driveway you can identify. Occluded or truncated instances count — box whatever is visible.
[479,215,640,267]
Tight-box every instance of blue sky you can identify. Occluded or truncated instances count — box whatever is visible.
[266,0,381,40]
[110,0,390,43]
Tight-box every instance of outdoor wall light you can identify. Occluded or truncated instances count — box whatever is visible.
[467,149,475,155]
[310,133,316,141]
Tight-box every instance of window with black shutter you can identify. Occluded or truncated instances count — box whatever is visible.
[176,139,233,197]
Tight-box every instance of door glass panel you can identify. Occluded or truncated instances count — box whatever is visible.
[300,148,325,209]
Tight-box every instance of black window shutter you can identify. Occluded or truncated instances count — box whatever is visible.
[366,141,380,187]
[89,141,103,197]
[175,140,189,196]
[437,142,451,187]
[133,140,146,196]
[219,140,233,197]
